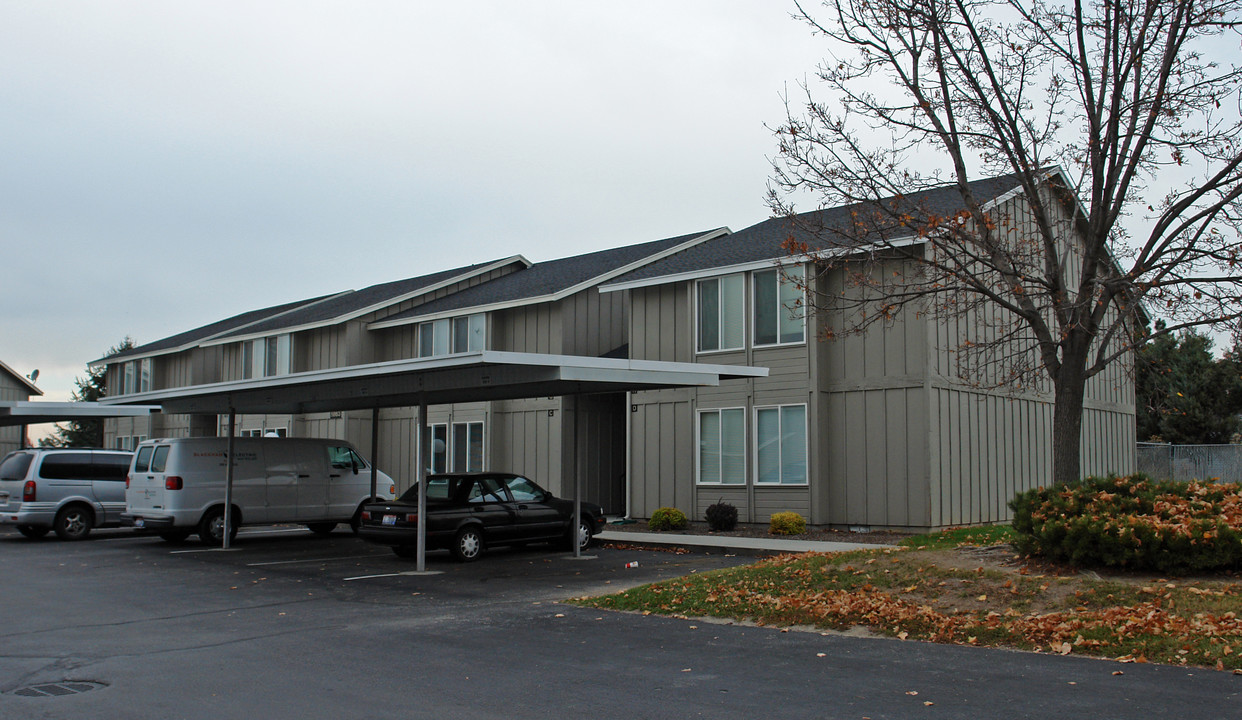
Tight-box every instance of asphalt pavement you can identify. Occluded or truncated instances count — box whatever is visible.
[0,524,1237,719]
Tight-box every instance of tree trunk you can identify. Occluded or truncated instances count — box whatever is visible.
[1050,368,1088,487]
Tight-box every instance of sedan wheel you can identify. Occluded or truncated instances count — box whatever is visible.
[572,520,594,551]
[451,526,484,562]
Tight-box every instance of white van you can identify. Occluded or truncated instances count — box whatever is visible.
[122,437,394,545]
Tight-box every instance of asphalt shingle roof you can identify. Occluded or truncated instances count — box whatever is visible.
[606,174,1023,287]
[375,229,719,323]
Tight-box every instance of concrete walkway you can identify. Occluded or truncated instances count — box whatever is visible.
[596,529,896,555]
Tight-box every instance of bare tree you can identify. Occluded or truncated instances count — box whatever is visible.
[769,0,1242,486]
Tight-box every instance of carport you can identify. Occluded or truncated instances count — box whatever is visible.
[0,400,159,445]
[100,350,766,570]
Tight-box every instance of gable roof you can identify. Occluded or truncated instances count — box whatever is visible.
[93,294,343,366]
[600,173,1023,292]
[369,229,727,329]
[202,256,529,346]
[0,359,42,396]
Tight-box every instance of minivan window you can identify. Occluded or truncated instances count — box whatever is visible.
[151,446,171,473]
[134,446,154,473]
[39,453,95,480]
[93,454,131,481]
[0,452,33,481]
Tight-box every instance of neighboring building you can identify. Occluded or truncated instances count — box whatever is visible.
[100,172,1136,529]
[0,360,43,455]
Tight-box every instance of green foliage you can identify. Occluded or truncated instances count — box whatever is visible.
[648,507,688,531]
[704,500,738,531]
[899,525,1016,550]
[1135,324,1242,444]
[41,337,133,448]
[768,511,806,535]
[1009,474,1242,574]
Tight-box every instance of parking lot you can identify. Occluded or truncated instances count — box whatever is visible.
[1,525,1238,719]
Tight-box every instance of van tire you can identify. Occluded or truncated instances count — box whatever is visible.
[349,503,370,534]
[198,507,239,546]
[53,504,94,541]
[16,525,50,539]
[306,522,337,535]
[158,530,191,543]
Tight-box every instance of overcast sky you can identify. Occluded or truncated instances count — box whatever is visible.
[1,1,826,433]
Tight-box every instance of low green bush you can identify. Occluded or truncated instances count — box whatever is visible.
[1009,474,1242,574]
[649,507,688,531]
[769,511,807,536]
[705,500,738,531]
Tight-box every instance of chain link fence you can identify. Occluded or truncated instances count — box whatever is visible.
[1135,442,1242,483]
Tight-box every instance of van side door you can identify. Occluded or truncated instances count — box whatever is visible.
[325,446,366,520]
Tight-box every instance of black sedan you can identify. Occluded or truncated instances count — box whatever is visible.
[357,472,606,561]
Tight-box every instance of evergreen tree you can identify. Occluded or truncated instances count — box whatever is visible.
[1135,326,1242,444]
[41,338,134,448]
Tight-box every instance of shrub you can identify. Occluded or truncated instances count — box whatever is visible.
[1009,474,1242,574]
[769,511,807,536]
[705,500,738,532]
[649,507,688,531]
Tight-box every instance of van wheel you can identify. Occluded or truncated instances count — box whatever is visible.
[349,504,369,534]
[198,507,239,546]
[16,525,50,539]
[306,522,337,535]
[54,505,94,541]
[157,530,191,543]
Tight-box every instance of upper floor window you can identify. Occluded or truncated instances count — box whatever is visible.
[120,358,151,395]
[243,334,291,379]
[419,313,485,358]
[753,267,805,347]
[697,274,744,353]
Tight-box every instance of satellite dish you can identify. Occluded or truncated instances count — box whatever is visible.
[27,369,38,383]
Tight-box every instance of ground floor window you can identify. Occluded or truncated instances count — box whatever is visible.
[697,408,745,485]
[453,421,484,472]
[755,404,807,485]
[240,427,287,438]
[428,423,448,473]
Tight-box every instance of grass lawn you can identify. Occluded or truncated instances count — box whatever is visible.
[574,526,1242,671]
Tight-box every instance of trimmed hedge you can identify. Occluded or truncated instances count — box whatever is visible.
[1009,474,1242,574]
[769,511,807,536]
[649,507,689,531]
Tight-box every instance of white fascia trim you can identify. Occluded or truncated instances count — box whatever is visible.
[0,360,43,395]
[204,256,531,347]
[367,231,729,330]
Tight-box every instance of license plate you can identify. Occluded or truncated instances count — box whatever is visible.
[134,518,145,528]
[382,514,397,526]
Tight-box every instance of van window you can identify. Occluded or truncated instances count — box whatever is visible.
[0,452,33,481]
[92,454,131,481]
[151,446,171,473]
[328,446,367,470]
[134,446,154,473]
[39,453,94,480]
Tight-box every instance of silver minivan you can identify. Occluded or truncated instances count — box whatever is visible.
[0,448,134,540]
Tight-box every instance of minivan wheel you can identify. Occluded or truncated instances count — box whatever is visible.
[16,524,50,539]
[54,505,94,541]
[451,526,484,562]
[198,507,239,546]
[157,530,191,543]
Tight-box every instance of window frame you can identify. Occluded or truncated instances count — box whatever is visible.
[752,266,807,349]
[753,403,809,486]
[695,407,746,485]
[695,274,745,354]
[452,420,485,473]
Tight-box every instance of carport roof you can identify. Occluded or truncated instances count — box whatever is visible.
[0,401,158,428]
[98,351,767,416]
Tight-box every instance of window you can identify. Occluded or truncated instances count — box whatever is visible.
[697,275,745,353]
[243,335,291,379]
[328,446,368,470]
[428,423,448,473]
[420,314,485,358]
[139,358,151,393]
[755,405,807,485]
[453,421,484,472]
[134,446,154,473]
[753,267,805,346]
[241,427,287,438]
[503,475,545,502]
[122,362,136,394]
[150,446,170,473]
[466,477,505,504]
[697,408,745,484]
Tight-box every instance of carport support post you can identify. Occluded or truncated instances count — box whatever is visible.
[572,394,581,559]
[369,407,379,500]
[223,408,236,550]
[417,393,428,573]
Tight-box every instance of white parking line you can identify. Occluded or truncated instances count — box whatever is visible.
[247,554,378,567]
[343,572,402,581]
